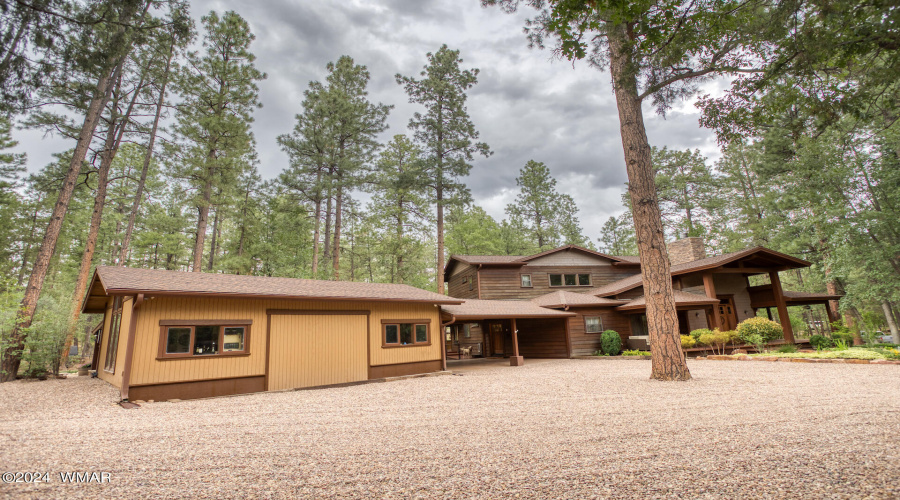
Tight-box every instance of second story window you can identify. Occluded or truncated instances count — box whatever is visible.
[520,274,532,287]
[549,273,592,287]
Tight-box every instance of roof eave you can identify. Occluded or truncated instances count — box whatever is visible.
[100,288,465,305]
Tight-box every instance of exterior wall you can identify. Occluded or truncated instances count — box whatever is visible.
[685,309,709,331]
[515,318,568,358]
[682,273,754,330]
[567,308,633,356]
[128,296,442,388]
[447,263,479,299]
[97,296,133,389]
[476,265,639,301]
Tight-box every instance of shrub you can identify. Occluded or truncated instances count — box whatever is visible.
[600,330,622,356]
[745,333,768,353]
[736,317,783,345]
[690,328,713,343]
[697,329,738,355]
[831,331,853,345]
[809,334,834,351]
[622,349,651,356]
[777,344,798,353]
[833,339,849,351]
[680,335,696,349]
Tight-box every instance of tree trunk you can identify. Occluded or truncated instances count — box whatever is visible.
[118,40,174,265]
[397,199,404,284]
[192,173,213,273]
[882,301,899,341]
[207,208,219,271]
[60,62,144,371]
[436,185,445,294]
[607,22,689,381]
[323,184,333,262]
[332,183,342,280]
[0,60,123,381]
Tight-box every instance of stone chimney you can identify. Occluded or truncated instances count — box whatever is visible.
[668,237,706,266]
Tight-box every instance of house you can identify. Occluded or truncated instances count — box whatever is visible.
[82,266,462,401]
[443,237,842,359]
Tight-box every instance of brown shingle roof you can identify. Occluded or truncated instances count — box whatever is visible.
[530,290,624,309]
[616,291,720,311]
[446,245,641,273]
[440,299,576,320]
[87,267,463,308]
[586,247,812,297]
[449,255,526,265]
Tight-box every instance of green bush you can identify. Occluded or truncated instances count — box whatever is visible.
[746,333,768,353]
[809,334,834,351]
[736,317,783,344]
[622,349,651,356]
[680,335,696,349]
[697,329,739,355]
[777,344,798,353]
[600,330,622,356]
[690,328,713,342]
[831,331,853,345]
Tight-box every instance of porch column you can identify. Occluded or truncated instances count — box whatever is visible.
[510,318,524,366]
[769,271,795,344]
[703,272,722,330]
[824,302,837,325]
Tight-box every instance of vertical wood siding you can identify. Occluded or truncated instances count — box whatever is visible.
[567,308,634,356]
[268,314,368,390]
[129,297,442,386]
[447,263,478,299]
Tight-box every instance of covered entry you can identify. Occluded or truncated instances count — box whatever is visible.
[267,311,368,391]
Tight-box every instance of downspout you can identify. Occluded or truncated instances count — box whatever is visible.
[440,314,456,372]
[119,293,144,401]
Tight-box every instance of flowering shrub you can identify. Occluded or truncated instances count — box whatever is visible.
[736,317,783,344]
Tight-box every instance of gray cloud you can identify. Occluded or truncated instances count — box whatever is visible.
[13,0,719,245]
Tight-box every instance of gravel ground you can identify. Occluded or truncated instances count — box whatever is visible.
[1,360,898,499]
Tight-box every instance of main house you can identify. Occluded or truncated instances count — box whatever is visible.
[84,237,840,401]
[442,237,841,360]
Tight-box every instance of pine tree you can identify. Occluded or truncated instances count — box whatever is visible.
[397,45,491,293]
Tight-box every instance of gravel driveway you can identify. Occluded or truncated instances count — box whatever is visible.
[1,359,898,499]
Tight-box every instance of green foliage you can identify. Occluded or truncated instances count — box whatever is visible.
[680,335,696,349]
[622,349,651,356]
[833,339,849,351]
[690,328,713,342]
[600,330,622,356]
[736,317,784,344]
[754,348,888,361]
[809,335,835,351]
[697,329,739,355]
[777,344,798,354]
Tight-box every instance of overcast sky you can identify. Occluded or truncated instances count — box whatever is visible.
[14,0,723,244]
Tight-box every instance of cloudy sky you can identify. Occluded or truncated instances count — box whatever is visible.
[15,0,723,244]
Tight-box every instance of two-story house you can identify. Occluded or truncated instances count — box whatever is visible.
[441,238,842,362]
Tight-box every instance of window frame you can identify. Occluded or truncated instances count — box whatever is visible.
[548,273,592,287]
[520,274,533,288]
[381,319,432,348]
[156,319,252,360]
[103,296,124,373]
[584,316,603,334]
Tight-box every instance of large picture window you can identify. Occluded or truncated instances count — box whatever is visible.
[103,296,124,373]
[157,320,251,359]
[382,319,431,347]
[549,273,592,287]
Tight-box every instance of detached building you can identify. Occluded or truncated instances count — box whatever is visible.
[82,267,461,401]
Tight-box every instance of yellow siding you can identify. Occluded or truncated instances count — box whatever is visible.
[268,314,367,390]
[129,297,442,386]
[97,296,133,389]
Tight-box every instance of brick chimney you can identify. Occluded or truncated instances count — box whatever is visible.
[668,237,706,266]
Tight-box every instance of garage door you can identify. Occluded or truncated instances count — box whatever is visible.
[267,313,368,391]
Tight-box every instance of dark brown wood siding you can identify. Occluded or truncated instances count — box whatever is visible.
[516,318,568,358]
[447,264,479,299]
[478,265,639,300]
[567,308,634,356]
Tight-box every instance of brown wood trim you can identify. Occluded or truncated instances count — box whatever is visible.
[120,293,143,400]
[129,374,265,387]
[368,359,442,379]
[381,320,432,348]
[160,319,253,326]
[369,358,443,368]
[157,324,251,359]
[266,309,370,316]
[102,289,464,305]
[128,375,265,402]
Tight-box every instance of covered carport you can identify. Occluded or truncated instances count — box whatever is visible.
[440,299,576,366]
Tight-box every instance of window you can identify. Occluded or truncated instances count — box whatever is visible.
[382,320,431,347]
[104,296,124,373]
[549,273,592,287]
[469,276,475,291]
[520,274,532,287]
[585,316,603,334]
[157,321,251,359]
[463,324,471,338]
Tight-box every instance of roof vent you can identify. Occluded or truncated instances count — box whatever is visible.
[668,237,706,266]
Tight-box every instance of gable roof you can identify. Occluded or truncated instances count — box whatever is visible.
[446,245,637,274]
[81,267,462,314]
[440,299,576,321]
[530,290,624,309]
[584,246,812,297]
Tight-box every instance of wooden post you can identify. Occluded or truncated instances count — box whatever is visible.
[703,272,722,330]
[769,271,795,344]
[563,317,572,358]
[766,307,773,321]
[510,318,523,366]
